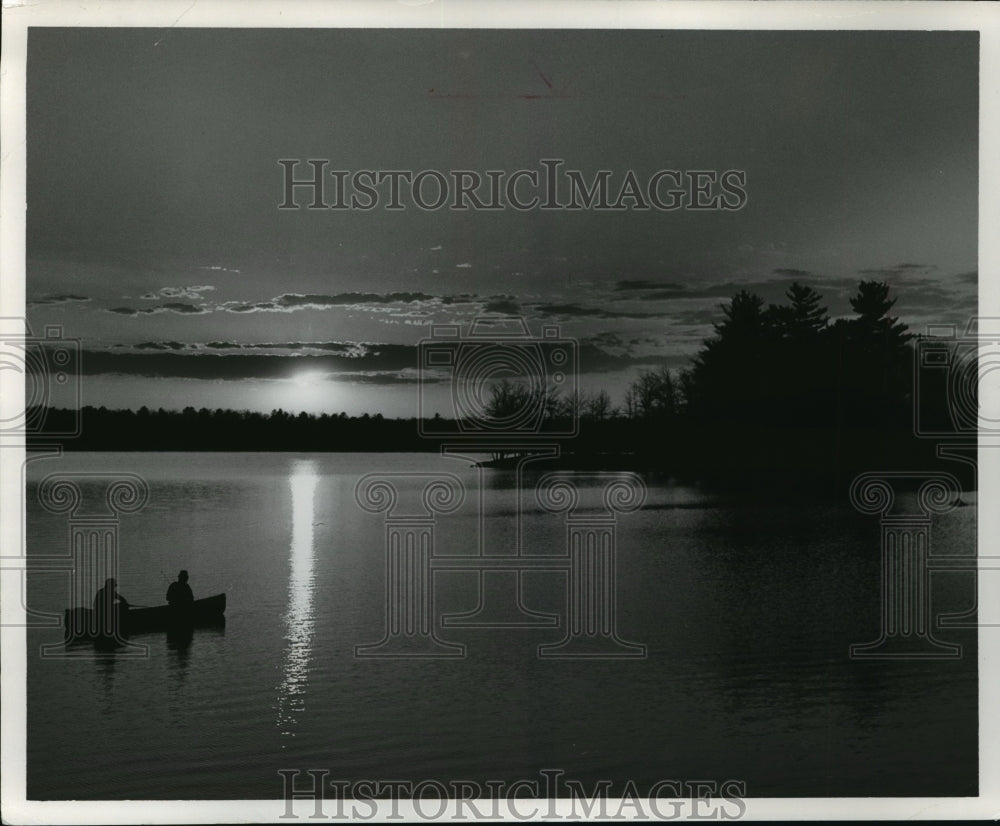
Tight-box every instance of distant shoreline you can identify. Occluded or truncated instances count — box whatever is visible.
[25,404,977,493]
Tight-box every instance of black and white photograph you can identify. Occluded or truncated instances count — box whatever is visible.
[1,1,998,821]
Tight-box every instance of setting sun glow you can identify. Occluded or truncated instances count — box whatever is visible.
[285,370,336,412]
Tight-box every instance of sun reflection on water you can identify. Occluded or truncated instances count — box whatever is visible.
[276,459,319,740]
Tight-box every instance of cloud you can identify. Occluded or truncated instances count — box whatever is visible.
[223,292,439,313]
[645,278,860,302]
[77,342,422,380]
[482,297,521,314]
[455,262,472,269]
[140,285,216,301]
[152,302,207,315]
[76,337,694,382]
[576,341,685,372]
[577,332,703,372]
[228,302,276,313]
[614,279,682,292]
[212,274,959,333]
[584,330,628,349]
[637,290,698,301]
[610,276,842,303]
[135,341,190,350]
[106,302,208,316]
[282,292,434,307]
[200,265,241,274]
[534,303,671,320]
[893,285,958,307]
[201,341,375,356]
[670,306,724,325]
[221,291,485,314]
[439,294,478,306]
[892,280,976,312]
[535,303,607,318]
[429,245,443,251]
[337,370,433,385]
[858,262,935,277]
[27,294,91,306]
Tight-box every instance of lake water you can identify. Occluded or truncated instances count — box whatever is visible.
[24,452,977,799]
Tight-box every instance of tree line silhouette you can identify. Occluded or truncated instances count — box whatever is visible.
[30,279,969,489]
[570,279,956,488]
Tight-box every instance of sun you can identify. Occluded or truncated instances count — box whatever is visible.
[292,370,326,388]
[286,370,334,412]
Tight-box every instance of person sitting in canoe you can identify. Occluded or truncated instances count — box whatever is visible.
[166,570,194,607]
[93,577,129,638]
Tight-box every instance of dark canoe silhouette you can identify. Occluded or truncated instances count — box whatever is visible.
[64,593,226,643]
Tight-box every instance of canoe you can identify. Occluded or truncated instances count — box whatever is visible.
[64,593,226,642]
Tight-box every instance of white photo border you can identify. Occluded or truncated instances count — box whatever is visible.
[2,0,997,821]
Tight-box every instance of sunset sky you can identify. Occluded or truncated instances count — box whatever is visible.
[26,28,977,417]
